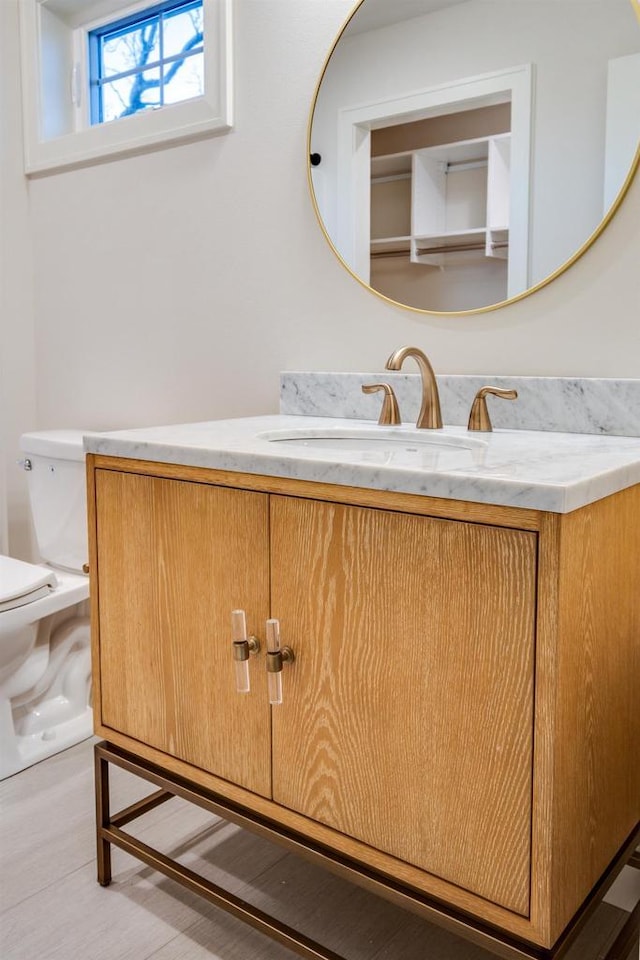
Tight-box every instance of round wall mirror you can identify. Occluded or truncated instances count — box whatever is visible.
[309,0,640,315]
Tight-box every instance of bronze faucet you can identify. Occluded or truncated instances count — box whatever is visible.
[361,383,401,425]
[467,386,518,431]
[385,346,442,429]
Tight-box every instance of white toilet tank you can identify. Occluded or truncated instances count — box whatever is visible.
[20,430,91,574]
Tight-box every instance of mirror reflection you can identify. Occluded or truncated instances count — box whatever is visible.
[310,0,640,314]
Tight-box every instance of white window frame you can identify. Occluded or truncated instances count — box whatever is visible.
[18,0,233,176]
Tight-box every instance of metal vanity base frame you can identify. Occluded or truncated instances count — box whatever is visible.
[94,742,640,960]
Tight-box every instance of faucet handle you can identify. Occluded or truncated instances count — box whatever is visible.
[362,383,401,425]
[468,387,518,432]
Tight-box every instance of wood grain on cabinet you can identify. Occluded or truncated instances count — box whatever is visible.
[535,484,640,941]
[270,496,537,916]
[88,455,543,531]
[93,469,272,797]
[87,456,640,950]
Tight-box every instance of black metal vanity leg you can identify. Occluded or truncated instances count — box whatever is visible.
[94,746,112,886]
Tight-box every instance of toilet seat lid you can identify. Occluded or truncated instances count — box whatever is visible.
[0,555,58,612]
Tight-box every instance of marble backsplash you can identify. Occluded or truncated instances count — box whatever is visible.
[280,373,640,437]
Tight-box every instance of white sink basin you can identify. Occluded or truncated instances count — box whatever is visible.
[258,426,485,449]
[256,426,487,466]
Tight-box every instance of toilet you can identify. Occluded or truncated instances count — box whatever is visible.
[0,430,94,779]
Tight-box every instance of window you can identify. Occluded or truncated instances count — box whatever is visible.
[89,0,204,125]
[19,0,232,176]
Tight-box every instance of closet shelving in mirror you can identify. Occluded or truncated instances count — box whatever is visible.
[371,133,512,275]
[309,0,639,315]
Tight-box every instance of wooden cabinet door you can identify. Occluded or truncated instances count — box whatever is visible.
[270,496,536,915]
[95,470,271,797]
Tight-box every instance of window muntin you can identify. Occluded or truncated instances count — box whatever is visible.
[89,0,204,124]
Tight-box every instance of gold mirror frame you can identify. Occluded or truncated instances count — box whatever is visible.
[307,0,640,317]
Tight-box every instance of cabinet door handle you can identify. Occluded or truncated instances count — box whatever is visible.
[231,609,260,694]
[265,618,295,705]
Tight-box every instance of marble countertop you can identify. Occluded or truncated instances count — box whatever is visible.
[84,415,640,514]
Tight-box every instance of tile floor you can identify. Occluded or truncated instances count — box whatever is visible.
[0,739,638,960]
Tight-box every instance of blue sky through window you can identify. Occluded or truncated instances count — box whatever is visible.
[89,0,204,124]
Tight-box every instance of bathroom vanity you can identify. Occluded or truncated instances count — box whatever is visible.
[85,414,640,958]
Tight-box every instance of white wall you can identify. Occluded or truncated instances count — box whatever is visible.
[1,0,640,559]
[1,0,38,559]
[39,5,75,142]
